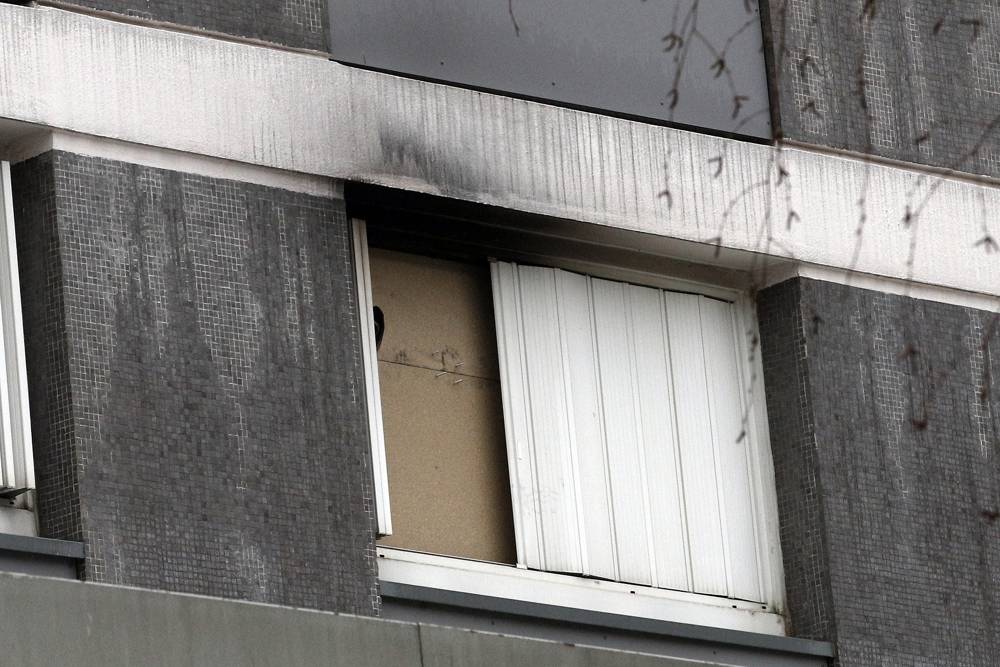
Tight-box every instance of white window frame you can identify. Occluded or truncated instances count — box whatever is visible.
[377,546,784,635]
[353,219,392,536]
[352,219,785,634]
[0,161,33,501]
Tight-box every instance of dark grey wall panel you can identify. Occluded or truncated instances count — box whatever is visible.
[62,1,328,51]
[12,151,378,615]
[756,279,834,642]
[759,277,1000,665]
[11,153,82,544]
[328,0,772,138]
[763,0,1000,179]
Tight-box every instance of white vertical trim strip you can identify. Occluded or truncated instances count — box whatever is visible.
[516,266,550,570]
[659,294,694,592]
[351,219,392,536]
[517,266,582,574]
[733,295,786,610]
[490,262,527,566]
[554,270,589,576]
[730,303,766,604]
[591,279,652,585]
[0,163,16,489]
[664,292,727,597]
[557,270,616,579]
[630,285,688,591]
[0,315,11,489]
[625,286,660,589]
[698,297,735,599]
[701,296,761,601]
[492,262,547,569]
[5,172,32,491]
[587,275,622,581]
[491,262,529,567]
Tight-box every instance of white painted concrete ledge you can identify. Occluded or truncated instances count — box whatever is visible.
[377,547,785,637]
[2,4,999,300]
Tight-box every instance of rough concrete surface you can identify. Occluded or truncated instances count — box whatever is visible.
[0,572,727,666]
[1,4,999,298]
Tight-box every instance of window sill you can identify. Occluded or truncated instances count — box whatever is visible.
[0,532,84,580]
[0,505,35,537]
[377,547,787,637]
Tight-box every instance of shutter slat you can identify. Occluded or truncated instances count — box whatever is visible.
[490,262,544,568]
[663,292,729,597]
[629,285,690,592]
[557,270,617,580]
[517,266,582,573]
[700,297,762,602]
[591,278,652,586]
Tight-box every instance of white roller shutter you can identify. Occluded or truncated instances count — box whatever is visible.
[491,261,764,602]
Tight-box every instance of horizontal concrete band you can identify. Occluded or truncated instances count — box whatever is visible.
[0,533,84,559]
[0,534,82,580]
[1,4,999,299]
[381,581,835,659]
[0,573,724,666]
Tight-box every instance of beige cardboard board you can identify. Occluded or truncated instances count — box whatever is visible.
[369,248,500,380]
[376,360,516,564]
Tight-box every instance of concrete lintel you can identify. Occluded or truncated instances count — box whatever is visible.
[0,4,998,299]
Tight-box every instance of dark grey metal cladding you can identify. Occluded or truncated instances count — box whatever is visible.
[327,0,772,139]
[757,277,1000,665]
[762,0,1000,180]
[54,1,329,51]
[11,151,379,616]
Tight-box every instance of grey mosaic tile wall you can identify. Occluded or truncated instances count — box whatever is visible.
[762,0,1000,180]
[11,153,82,544]
[11,151,379,615]
[759,277,1000,665]
[756,279,835,642]
[60,0,327,51]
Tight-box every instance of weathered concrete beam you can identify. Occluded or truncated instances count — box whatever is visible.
[0,572,720,666]
[1,4,998,301]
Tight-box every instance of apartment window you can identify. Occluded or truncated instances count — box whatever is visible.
[0,162,35,511]
[353,220,783,633]
[359,234,516,563]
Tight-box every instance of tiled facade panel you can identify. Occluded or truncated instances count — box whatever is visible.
[763,0,1000,179]
[756,279,835,641]
[12,151,378,615]
[61,0,327,51]
[11,153,83,544]
[759,278,1000,665]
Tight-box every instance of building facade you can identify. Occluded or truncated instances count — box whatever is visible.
[0,1,998,665]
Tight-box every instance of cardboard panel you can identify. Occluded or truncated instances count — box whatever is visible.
[376,361,516,564]
[369,248,499,380]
